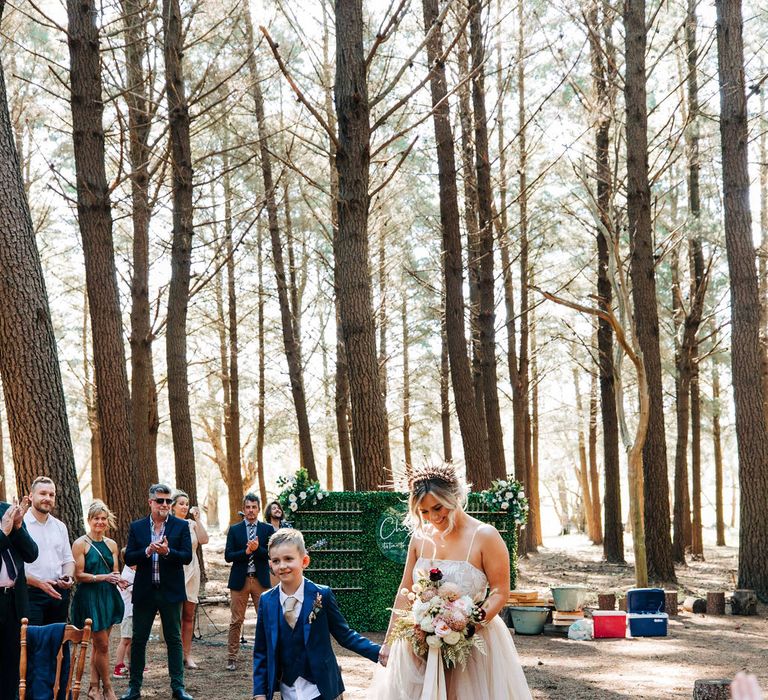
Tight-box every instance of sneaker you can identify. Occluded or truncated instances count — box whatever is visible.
[226,661,236,671]
[113,663,128,679]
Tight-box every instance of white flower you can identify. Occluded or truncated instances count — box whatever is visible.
[288,493,297,502]
[299,491,307,499]
[499,480,507,487]
[426,635,442,648]
[419,615,435,633]
[517,492,525,500]
[501,502,510,510]
[505,491,513,499]
[400,588,410,596]
[317,492,324,500]
[289,503,298,512]
[443,631,461,645]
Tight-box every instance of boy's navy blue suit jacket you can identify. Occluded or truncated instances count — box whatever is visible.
[124,514,193,604]
[225,519,274,590]
[252,578,380,700]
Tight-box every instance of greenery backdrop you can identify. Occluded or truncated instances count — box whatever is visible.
[290,491,518,631]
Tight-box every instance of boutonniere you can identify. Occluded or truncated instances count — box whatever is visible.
[308,592,323,624]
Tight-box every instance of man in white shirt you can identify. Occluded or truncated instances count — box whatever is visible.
[23,476,75,625]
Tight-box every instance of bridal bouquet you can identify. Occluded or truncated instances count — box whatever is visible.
[389,567,487,669]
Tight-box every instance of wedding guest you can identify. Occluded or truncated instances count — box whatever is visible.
[23,476,75,624]
[171,490,209,669]
[0,497,37,700]
[71,500,125,700]
[264,501,290,530]
[120,484,193,700]
[252,528,381,700]
[114,549,135,679]
[224,493,274,671]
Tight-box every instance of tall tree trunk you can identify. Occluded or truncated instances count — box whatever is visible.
[529,285,543,546]
[716,0,768,600]
[221,152,245,521]
[0,27,85,537]
[589,365,603,544]
[378,227,388,414]
[574,367,595,540]
[321,0,354,488]
[624,0,675,582]
[457,25,488,449]
[83,296,105,502]
[710,319,726,545]
[66,0,136,541]
[122,0,159,501]
[421,0,490,483]
[440,271,453,463]
[402,294,412,469]
[760,64,768,424]
[0,398,5,502]
[684,0,706,562]
[164,0,197,504]
[468,0,505,485]
[245,13,318,481]
[589,0,624,564]
[256,216,268,508]
[672,250,692,564]
[334,0,391,490]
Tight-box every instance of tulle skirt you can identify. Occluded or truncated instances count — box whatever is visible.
[373,616,532,700]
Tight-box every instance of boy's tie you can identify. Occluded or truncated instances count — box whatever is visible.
[284,595,299,628]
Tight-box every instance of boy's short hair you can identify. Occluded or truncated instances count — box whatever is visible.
[268,528,306,556]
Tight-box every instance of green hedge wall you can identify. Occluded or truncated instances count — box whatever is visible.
[289,491,518,631]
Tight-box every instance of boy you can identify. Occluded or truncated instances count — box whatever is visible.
[252,529,382,700]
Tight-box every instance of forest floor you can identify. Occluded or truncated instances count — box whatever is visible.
[104,532,768,699]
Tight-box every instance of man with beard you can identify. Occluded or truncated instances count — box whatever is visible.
[23,476,76,624]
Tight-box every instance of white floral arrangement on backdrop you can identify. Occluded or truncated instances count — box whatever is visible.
[479,475,528,525]
[276,468,326,512]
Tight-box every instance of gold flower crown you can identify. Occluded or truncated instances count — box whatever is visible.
[405,461,460,491]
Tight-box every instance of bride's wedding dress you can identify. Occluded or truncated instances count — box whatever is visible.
[374,532,532,700]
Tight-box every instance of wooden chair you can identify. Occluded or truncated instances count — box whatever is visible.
[19,617,93,700]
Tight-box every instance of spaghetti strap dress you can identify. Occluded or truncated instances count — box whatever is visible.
[71,539,125,632]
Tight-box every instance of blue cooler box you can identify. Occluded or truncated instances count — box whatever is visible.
[626,587,668,637]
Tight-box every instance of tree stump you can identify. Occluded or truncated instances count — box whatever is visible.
[707,592,725,615]
[683,597,707,614]
[665,591,679,616]
[731,589,757,616]
[598,593,616,610]
[692,679,731,700]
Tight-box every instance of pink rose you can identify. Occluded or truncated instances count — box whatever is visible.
[434,619,452,638]
[438,582,462,602]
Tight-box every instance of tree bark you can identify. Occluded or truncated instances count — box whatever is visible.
[122,0,159,502]
[83,296,104,502]
[624,0,675,582]
[588,0,623,563]
[710,318,726,546]
[421,0,490,484]
[256,217,268,508]
[716,0,768,601]
[334,0,391,490]
[0,398,6,502]
[163,0,197,504]
[66,0,136,542]
[0,26,85,537]
[245,12,318,481]
[402,294,412,469]
[440,271,453,463]
[588,365,603,544]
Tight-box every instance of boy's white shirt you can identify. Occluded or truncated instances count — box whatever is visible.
[119,565,135,619]
[278,576,321,700]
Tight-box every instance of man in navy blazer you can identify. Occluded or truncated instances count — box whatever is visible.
[252,529,380,700]
[0,498,38,700]
[120,484,193,700]
[225,493,274,670]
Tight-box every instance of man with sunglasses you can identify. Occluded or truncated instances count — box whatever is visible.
[121,484,193,700]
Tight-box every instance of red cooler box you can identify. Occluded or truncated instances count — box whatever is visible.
[592,610,626,638]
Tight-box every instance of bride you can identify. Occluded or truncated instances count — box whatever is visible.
[375,463,532,700]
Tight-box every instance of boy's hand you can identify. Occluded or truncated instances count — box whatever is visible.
[378,643,390,667]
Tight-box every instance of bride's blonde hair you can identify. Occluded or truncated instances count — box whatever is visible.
[405,462,469,534]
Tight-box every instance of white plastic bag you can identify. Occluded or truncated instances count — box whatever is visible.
[568,618,594,641]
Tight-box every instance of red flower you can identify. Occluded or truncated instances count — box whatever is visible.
[429,568,443,582]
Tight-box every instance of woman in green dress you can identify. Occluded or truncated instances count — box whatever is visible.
[71,501,126,700]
